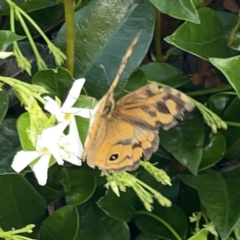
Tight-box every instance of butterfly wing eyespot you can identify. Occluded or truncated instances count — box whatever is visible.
[109,153,119,161]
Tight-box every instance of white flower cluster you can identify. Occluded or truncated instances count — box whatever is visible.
[11,78,93,185]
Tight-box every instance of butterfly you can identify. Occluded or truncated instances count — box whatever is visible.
[82,32,194,172]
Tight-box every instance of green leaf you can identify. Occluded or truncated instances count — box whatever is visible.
[26,165,65,205]
[124,69,148,92]
[217,11,238,30]
[221,97,240,150]
[187,229,208,240]
[165,8,233,60]
[149,0,200,24]
[0,89,9,123]
[140,62,190,88]
[210,56,240,98]
[60,169,96,205]
[234,219,240,240]
[0,30,25,51]
[0,0,58,15]
[135,233,159,240]
[0,174,46,233]
[181,168,240,240]
[199,132,226,170]
[40,205,79,240]
[32,67,74,101]
[17,112,34,150]
[0,118,20,174]
[160,110,205,175]
[208,92,235,116]
[98,189,135,222]
[77,195,130,240]
[55,0,155,99]
[74,95,97,143]
[135,204,187,240]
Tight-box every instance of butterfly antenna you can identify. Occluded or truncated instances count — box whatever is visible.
[100,64,111,88]
[110,31,142,90]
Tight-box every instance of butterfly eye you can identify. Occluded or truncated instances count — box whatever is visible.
[109,153,119,161]
[104,98,115,115]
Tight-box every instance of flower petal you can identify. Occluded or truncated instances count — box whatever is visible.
[64,154,82,166]
[68,119,83,157]
[62,78,86,110]
[44,96,63,121]
[41,123,68,165]
[32,154,51,186]
[70,108,93,118]
[11,151,41,173]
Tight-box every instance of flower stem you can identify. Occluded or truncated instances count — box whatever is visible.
[228,12,240,45]
[64,0,76,73]
[154,9,164,62]
[135,211,182,240]
[186,85,233,96]
[13,9,47,70]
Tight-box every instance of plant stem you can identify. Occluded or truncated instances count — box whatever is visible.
[186,85,233,96]
[229,13,240,45]
[135,211,182,240]
[14,9,47,70]
[64,0,76,73]
[154,9,164,62]
[225,121,240,127]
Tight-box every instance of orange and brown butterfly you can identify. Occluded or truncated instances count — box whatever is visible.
[82,32,194,172]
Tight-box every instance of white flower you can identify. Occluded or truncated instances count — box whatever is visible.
[44,78,92,157]
[11,126,82,186]
[12,78,92,186]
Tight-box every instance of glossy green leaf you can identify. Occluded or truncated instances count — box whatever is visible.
[135,233,159,240]
[234,219,240,240]
[192,0,205,7]
[165,8,233,60]
[124,69,148,92]
[60,169,96,205]
[98,189,135,222]
[0,0,58,15]
[160,110,205,175]
[221,96,240,150]
[208,92,235,116]
[149,0,199,23]
[32,67,74,101]
[140,62,190,88]
[217,11,238,30]
[0,118,20,174]
[199,132,226,170]
[40,205,79,240]
[77,196,130,240]
[210,56,240,98]
[26,165,64,205]
[181,168,240,240]
[135,204,187,240]
[17,112,35,150]
[180,188,200,219]
[55,0,155,99]
[0,174,46,233]
[0,89,8,123]
[0,30,25,51]
[74,95,97,143]
[187,229,208,240]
